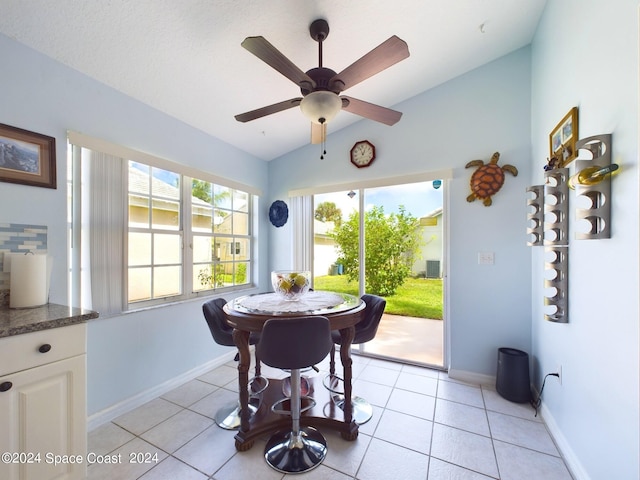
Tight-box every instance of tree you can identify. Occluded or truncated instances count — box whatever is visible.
[315,201,342,224]
[331,205,421,296]
[191,179,212,203]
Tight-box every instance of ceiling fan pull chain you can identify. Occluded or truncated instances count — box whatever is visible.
[320,122,327,160]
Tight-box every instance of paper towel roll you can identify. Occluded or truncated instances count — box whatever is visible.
[10,253,49,308]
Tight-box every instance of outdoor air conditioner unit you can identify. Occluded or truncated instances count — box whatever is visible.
[426,260,440,279]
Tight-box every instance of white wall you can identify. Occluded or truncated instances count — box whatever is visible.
[530,1,639,479]
[0,34,270,416]
[268,47,533,377]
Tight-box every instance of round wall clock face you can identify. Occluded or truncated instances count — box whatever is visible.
[350,140,376,168]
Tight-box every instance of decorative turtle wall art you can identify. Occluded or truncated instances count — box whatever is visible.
[465,152,518,206]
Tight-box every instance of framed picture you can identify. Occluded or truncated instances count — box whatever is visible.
[549,107,579,167]
[0,123,56,189]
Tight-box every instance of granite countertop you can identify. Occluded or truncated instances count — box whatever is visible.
[0,303,99,338]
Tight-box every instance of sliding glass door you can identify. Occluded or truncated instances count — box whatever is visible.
[312,180,445,367]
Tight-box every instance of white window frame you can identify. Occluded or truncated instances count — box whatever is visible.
[68,132,260,314]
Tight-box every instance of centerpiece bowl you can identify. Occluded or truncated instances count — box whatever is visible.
[271,270,311,301]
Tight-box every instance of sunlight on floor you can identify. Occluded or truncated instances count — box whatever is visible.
[358,313,444,368]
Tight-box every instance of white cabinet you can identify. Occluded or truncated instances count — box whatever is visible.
[0,324,87,480]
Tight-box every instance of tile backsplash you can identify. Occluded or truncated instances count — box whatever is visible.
[0,223,48,295]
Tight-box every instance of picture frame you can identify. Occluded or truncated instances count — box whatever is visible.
[549,107,579,168]
[0,123,57,189]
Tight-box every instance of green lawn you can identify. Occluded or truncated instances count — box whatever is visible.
[314,275,443,319]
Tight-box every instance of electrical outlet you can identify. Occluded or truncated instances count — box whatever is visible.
[556,364,562,385]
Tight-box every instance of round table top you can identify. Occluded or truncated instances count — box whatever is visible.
[224,291,365,332]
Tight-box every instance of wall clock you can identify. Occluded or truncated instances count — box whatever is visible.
[350,140,376,168]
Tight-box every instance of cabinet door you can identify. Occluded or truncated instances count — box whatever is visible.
[0,355,87,480]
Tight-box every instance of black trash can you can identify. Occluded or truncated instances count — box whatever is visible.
[496,347,531,403]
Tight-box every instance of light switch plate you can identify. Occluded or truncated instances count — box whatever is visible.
[478,252,494,265]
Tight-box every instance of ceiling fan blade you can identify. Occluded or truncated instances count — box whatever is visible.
[330,36,409,92]
[234,98,302,122]
[310,122,326,144]
[341,96,402,126]
[241,36,316,89]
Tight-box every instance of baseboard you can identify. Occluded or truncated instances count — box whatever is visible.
[447,368,495,386]
[87,351,236,431]
[539,402,590,480]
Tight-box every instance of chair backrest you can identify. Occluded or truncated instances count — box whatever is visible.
[257,316,333,370]
[353,294,386,345]
[202,297,234,347]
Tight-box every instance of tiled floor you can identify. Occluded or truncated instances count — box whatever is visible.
[88,354,574,480]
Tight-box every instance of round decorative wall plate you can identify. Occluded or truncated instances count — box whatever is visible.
[269,200,288,227]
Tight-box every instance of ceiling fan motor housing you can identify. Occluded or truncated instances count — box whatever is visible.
[301,67,343,96]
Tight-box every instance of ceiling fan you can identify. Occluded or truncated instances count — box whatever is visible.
[234,19,410,145]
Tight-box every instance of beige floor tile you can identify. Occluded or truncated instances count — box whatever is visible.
[357,438,429,480]
[487,411,558,455]
[172,424,237,475]
[434,398,490,437]
[161,379,217,407]
[113,398,182,436]
[386,388,436,420]
[437,378,484,408]
[140,409,213,453]
[87,437,168,480]
[88,422,135,457]
[138,456,208,480]
[374,409,433,454]
[494,440,574,480]
[431,423,499,478]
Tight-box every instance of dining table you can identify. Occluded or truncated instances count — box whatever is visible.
[223,290,365,451]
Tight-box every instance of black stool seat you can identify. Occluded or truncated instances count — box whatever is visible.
[325,294,386,424]
[257,316,334,474]
[202,297,268,430]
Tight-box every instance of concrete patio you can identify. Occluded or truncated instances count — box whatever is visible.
[355,313,444,368]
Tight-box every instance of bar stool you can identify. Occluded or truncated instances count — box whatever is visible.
[202,298,268,430]
[257,316,334,474]
[324,294,386,424]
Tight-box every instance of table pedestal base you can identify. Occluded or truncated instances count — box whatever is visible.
[233,376,359,451]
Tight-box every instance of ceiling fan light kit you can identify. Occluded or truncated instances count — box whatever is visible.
[300,91,342,124]
[235,18,409,154]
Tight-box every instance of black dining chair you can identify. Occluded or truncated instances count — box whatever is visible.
[324,293,386,424]
[202,297,268,430]
[257,316,334,474]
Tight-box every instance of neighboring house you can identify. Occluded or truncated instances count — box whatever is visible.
[413,207,443,278]
[313,219,337,276]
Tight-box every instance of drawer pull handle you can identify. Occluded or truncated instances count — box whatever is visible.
[38,344,52,354]
[0,381,12,392]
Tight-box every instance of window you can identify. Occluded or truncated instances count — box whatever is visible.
[190,180,251,293]
[127,162,183,303]
[68,132,258,314]
[127,162,253,306]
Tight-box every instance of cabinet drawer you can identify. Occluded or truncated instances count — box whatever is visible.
[0,323,86,376]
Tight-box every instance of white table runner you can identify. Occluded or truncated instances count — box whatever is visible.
[238,291,344,313]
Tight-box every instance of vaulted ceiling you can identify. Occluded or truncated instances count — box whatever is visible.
[0,0,547,160]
